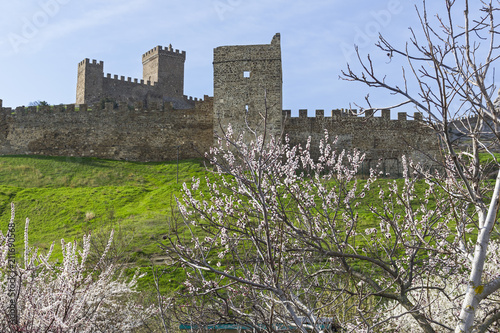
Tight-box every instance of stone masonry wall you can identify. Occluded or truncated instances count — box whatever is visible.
[101,74,164,106]
[100,74,197,109]
[283,109,440,176]
[0,97,213,162]
[213,33,282,140]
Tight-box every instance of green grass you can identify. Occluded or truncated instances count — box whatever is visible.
[479,152,500,165]
[0,155,208,268]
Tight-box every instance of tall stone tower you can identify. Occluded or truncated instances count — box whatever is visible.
[142,45,186,98]
[76,59,104,105]
[213,33,283,139]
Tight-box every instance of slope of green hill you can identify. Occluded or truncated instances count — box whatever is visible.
[0,155,207,267]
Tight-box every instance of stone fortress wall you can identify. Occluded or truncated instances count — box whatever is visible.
[0,34,440,175]
[284,109,436,176]
[0,98,213,161]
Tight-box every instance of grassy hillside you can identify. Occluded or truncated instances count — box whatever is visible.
[0,156,208,278]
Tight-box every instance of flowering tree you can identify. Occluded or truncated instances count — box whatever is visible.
[161,115,500,332]
[341,0,500,331]
[164,127,355,333]
[0,203,154,332]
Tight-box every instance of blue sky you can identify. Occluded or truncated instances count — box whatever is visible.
[0,0,441,115]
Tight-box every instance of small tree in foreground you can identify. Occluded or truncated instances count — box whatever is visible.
[0,203,154,333]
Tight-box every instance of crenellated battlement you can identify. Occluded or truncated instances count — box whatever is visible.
[78,58,104,68]
[0,99,214,121]
[184,95,202,102]
[281,106,437,175]
[0,95,213,117]
[142,45,186,60]
[104,73,154,86]
[453,114,480,121]
[0,97,214,162]
[282,109,423,122]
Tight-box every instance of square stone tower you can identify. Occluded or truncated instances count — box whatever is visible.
[76,59,104,105]
[142,45,186,98]
[213,33,282,140]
